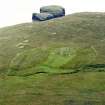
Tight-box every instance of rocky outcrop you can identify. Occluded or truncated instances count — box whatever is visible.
[32,5,65,21]
[40,5,65,18]
[32,13,54,21]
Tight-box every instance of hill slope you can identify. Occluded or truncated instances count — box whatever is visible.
[1,12,105,75]
[1,12,105,105]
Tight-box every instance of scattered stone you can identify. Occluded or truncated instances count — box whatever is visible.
[51,32,57,35]
[23,40,29,43]
[16,43,24,47]
[18,46,24,49]
[16,41,29,49]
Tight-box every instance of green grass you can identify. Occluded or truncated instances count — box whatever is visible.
[1,12,105,104]
[7,47,97,76]
[1,12,105,72]
[1,72,105,105]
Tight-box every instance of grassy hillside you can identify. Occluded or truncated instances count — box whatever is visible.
[1,12,105,104]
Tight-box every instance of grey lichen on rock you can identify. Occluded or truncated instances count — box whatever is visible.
[32,5,65,21]
[40,5,65,18]
[32,13,54,21]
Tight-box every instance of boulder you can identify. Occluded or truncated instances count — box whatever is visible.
[40,5,65,18]
[32,13,54,21]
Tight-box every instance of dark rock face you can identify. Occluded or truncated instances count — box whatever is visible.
[32,13,54,21]
[32,5,65,21]
[40,5,65,18]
